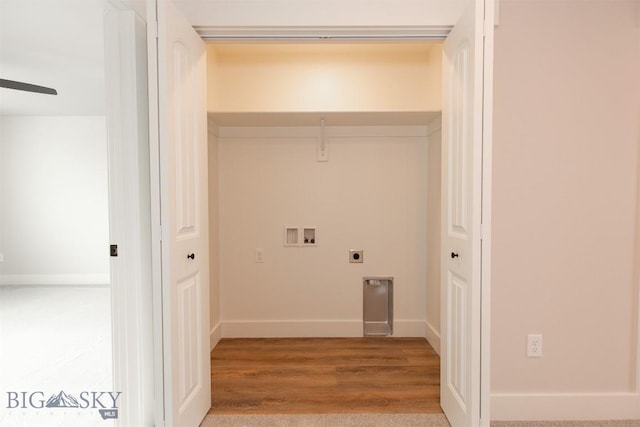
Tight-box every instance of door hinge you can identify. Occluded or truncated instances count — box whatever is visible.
[154,21,159,39]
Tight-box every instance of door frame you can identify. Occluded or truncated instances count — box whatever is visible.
[191,14,492,427]
[144,1,167,425]
[147,2,493,426]
[103,1,155,426]
[481,2,495,425]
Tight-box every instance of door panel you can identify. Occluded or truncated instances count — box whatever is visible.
[173,40,199,236]
[447,271,467,408]
[156,0,210,425]
[449,42,470,237]
[441,0,487,426]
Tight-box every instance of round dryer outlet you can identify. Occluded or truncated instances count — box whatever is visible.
[349,249,363,263]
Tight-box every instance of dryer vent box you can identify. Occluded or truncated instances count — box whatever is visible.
[363,277,393,337]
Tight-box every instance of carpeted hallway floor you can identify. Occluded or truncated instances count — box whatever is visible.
[200,414,640,427]
[201,413,450,426]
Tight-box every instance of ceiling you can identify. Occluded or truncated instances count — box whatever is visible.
[0,0,106,115]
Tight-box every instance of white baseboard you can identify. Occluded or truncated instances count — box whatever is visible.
[491,392,640,421]
[222,320,362,337]
[220,320,427,338]
[210,322,222,351]
[392,320,429,337]
[0,274,110,286]
[425,320,440,355]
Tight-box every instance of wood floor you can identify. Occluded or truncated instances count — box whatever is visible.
[209,337,442,415]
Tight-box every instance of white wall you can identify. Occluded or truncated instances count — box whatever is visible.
[217,125,428,337]
[176,0,465,28]
[208,118,222,348]
[0,116,110,285]
[491,0,640,420]
[426,118,441,353]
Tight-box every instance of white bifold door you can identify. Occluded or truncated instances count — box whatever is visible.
[440,0,492,426]
[154,1,211,426]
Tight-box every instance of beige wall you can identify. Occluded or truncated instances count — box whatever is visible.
[207,43,442,114]
[492,0,640,418]
[216,125,429,337]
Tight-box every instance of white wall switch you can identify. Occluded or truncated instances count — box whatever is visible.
[527,334,542,357]
[255,248,264,263]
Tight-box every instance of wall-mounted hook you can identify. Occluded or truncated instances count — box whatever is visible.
[317,118,329,162]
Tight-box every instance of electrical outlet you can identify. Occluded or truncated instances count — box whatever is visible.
[349,249,363,263]
[527,334,542,357]
[255,248,264,263]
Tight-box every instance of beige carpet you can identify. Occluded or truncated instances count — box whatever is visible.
[200,415,640,427]
[200,414,450,427]
[492,422,640,427]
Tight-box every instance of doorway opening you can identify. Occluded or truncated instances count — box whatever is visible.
[205,41,444,414]
[0,2,113,426]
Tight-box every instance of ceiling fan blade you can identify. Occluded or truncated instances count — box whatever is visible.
[0,78,57,95]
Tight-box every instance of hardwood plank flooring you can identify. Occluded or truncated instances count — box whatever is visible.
[210,337,442,415]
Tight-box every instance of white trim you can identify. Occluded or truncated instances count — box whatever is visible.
[393,320,431,337]
[220,320,426,338]
[223,320,361,337]
[637,266,640,393]
[218,125,429,139]
[0,274,110,286]
[104,5,155,427]
[145,1,166,426]
[425,320,441,355]
[211,112,439,128]
[635,19,640,392]
[210,322,222,351]
[481,0,495,426]
[491,392,640,421]
[174,0,465,28]
[195,25,452,41]
[636,147,640,394]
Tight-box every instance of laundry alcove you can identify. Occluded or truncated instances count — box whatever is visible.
[206,42,443,343]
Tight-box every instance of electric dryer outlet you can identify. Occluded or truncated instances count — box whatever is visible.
[349,250,363,263]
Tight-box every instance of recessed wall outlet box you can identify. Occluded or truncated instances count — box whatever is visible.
[349,249,363,263]
[302,228,316,245]
[527,334,542,357]
[284,226,317,247]
[284,227,299,246]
